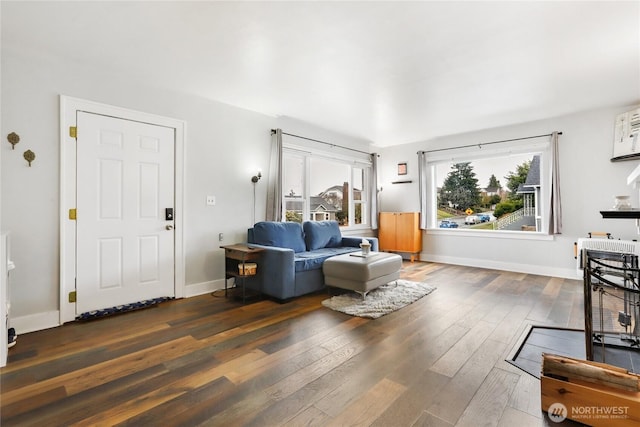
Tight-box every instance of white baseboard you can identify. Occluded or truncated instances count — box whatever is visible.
[11,310,61,335]
[421,253,580,280]
[184,278,227,298]
[10,280,230,335]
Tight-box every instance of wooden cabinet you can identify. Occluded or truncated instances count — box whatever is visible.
[378,212,422,262]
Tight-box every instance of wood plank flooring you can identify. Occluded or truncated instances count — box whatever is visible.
[1,262,586,426]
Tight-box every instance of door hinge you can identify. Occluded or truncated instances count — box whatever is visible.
[69,208,77,220]
[69,126,77,138]
[68,291,77,303]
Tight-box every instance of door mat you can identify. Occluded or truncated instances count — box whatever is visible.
[76,296,173,321]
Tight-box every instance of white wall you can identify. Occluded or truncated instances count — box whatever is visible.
[0,45,371,332]
[378,105,640,279]
[3,11,636,333]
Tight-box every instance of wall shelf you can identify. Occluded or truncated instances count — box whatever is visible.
[600,210,640,219]
[601,165,640,221]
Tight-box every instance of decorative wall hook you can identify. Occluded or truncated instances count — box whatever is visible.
[23,149,35,167]
[7,132,20,150]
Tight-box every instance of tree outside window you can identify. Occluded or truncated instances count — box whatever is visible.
[439,162,481,211]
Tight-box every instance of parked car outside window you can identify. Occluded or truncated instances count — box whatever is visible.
[464,215,478,225]
[477,214,490,223]
[439,220,459,228]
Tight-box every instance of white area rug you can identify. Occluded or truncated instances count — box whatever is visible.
[321,280,436,319]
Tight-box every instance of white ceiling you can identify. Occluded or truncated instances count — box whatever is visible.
[3,1,639,146]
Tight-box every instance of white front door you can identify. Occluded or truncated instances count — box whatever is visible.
[75,111,175,314]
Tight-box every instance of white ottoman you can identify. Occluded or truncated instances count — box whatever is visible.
[323,252,403,299]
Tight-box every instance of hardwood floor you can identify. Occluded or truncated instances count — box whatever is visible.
[1,262,585,426]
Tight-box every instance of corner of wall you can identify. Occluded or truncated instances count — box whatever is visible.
[185,278,227,298]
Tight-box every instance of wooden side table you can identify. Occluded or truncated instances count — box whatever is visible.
[221,244,264,302]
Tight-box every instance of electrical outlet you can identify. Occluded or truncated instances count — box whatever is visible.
[206,195,216,206]
[218,233,224,241]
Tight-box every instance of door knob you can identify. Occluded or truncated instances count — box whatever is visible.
[166,225,174,230]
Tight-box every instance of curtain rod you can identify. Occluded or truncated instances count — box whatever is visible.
[417,131,562,155]
[272,129,372,156]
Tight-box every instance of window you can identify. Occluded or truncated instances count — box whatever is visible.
[283,147,371,228]
[423,136,551,234]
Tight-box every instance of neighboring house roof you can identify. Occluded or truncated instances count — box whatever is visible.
[286,183,362,213]
[524,155,541,187]
[517,155,540,194]
[310,196,337,212]
[286,196,339,212]
[516,183,534,194]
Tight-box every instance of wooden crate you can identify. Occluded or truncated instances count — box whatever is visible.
[541,353,640,426]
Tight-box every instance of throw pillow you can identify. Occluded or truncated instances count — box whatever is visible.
[252,221,306,253]
[303,221,342,251]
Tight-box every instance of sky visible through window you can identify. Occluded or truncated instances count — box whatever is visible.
[284,157,354,196]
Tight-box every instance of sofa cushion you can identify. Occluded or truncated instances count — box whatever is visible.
[252,221,306,253]
[294,247,360,272]
[303,221,342,251]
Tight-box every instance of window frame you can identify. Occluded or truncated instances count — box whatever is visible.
[424,137,553,240]
[282,145,372,231]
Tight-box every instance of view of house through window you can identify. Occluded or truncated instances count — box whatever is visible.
[434,151,544,232]
[283,150,370,228]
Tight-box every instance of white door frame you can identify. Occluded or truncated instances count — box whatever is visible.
[59,96,186,324]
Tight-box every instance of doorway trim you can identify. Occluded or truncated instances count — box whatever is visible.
[59,96,186,324]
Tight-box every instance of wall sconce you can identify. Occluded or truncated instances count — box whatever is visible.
[251,170,262,225]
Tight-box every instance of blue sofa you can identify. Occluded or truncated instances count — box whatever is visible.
[245,221,378,300]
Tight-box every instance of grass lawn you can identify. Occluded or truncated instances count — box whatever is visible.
[437,210,454,219]
[471,222,494,230]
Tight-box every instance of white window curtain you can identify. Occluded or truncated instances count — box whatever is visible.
[417,151,428,230]
[265,129,283,222]
[370,153,379,229]
[548,131,562,234]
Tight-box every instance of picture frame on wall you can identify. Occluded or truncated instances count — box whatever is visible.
[397,162,407,175]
